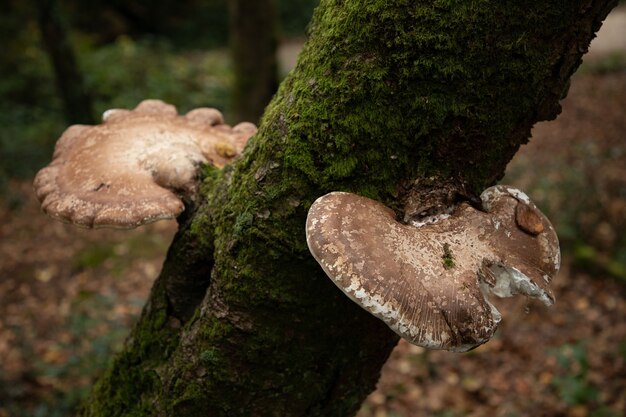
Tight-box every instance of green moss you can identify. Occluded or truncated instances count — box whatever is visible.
[442,243,455,270]
[274,0,590,195]
[199,349,221,365]
[199,316,234,340]
[233,211,254,236]
[187,165,221,240]
[81,356,159,417]
[170,382,212,416]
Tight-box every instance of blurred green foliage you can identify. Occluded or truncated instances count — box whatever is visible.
[0,0,318,189]
[62,0,317,48]
[73,243,117,270]
[278,0,319,37]
[73,232,172,275]
[549,342,622,417]
[81,36,233,115]
[0,36,233,188]
[580,52,626,74]
[550,343,598,406]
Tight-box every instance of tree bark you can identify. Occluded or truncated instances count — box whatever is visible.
[229,0,279,123]
[81,0,617,416]
[35,0,95,124]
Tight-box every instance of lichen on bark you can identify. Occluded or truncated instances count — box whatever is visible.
[80,1,618,416]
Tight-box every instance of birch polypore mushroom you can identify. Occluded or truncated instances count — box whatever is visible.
[34,99,256,228]
[306,186,560,352]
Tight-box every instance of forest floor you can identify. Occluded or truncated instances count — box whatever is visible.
[1,9,626,417]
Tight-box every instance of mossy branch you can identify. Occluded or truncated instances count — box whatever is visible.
[82,1,618,416]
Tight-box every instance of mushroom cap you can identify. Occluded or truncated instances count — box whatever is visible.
[305,186,560,352]
[34,99,257,228]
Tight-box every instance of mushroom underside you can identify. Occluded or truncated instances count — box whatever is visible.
[306,187,559,351]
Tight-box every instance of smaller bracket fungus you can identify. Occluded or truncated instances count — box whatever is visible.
[306,186,560,352]
[34,99,257,228]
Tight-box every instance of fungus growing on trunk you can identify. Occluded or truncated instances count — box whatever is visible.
[34,99,256,228]
[305,186,560,352]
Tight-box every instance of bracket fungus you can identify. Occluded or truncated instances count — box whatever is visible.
[34,99,256,228]
[306,186,560,352]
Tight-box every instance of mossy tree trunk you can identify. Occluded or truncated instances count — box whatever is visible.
[34,0,95,124]
[229,0,279,124]
[81,0,617,416]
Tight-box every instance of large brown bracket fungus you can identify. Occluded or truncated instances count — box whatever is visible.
[34,99,257,228]
[306,186,560,352]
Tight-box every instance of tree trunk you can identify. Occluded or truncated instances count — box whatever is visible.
[35,0,95,124]
[81,0,617,416]
[229,0,279,123]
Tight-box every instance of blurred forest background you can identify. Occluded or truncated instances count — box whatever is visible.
[0,1,625,416]
[0,0,317,189]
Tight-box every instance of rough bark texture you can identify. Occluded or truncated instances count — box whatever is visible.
[35,0,95,124]
[229,0,279,123]
[81,1,617,416]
